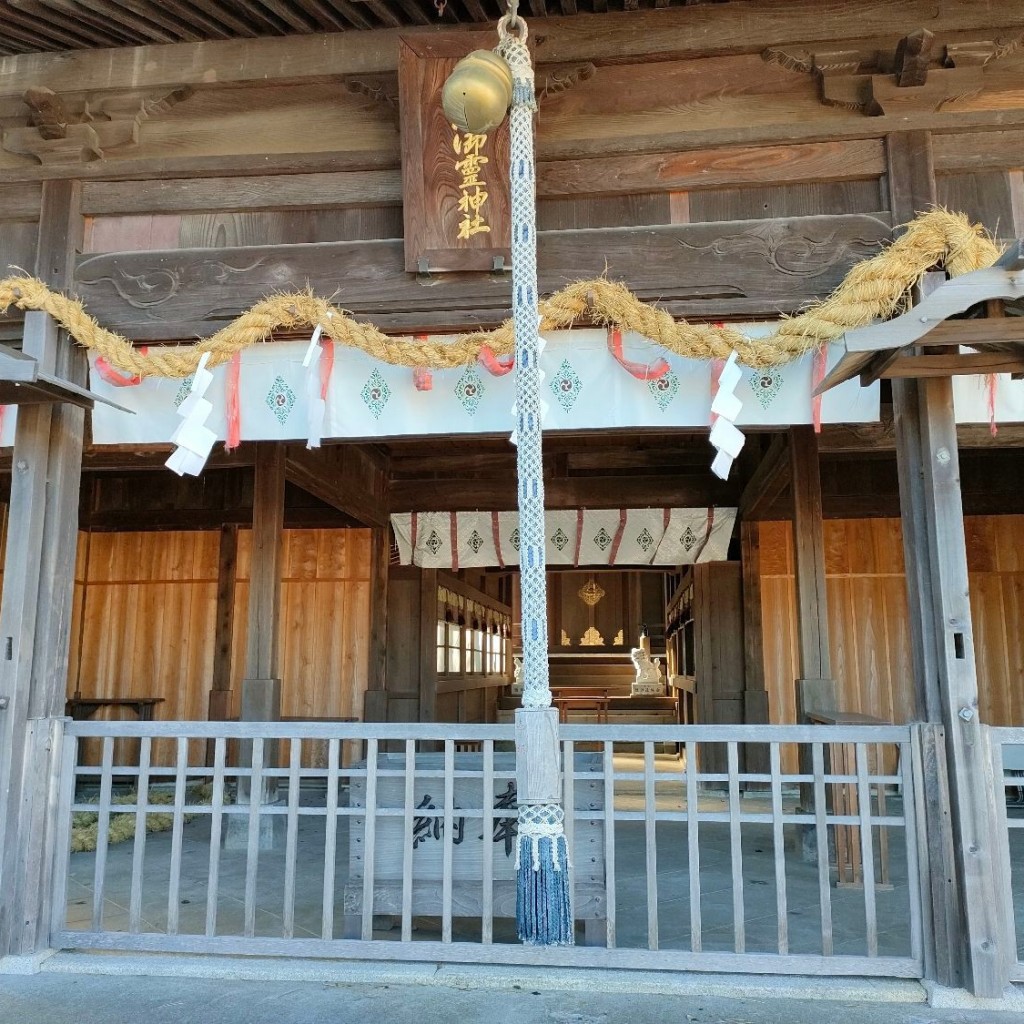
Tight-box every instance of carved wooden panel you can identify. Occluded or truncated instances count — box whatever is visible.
[399,31,511,274]
[73,213,892,340]
[0,220,37,330]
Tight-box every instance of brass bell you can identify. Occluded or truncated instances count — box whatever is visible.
[441,49,513,135]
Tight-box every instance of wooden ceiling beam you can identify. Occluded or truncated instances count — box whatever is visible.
[387,471,739,512]
[159,0,261,37]
[738,434,790,521]
[0,0,1016,98]
[106,1,211,42]
[284,443,389,526]
[72,213,890,341]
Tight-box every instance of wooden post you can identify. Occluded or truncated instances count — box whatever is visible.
[363,526,390,723]
[789,426,836,718]
[788,426,836,824]
[740,521,770,774]
[0,179,85,958]
[208,524,238,722]
[230,443,284,843]
[244,444,284,695]
[206,524,238,765]
[418,568,438,723]
[888,130,1010,996]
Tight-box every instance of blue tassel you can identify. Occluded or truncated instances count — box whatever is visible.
[516,834,574,945]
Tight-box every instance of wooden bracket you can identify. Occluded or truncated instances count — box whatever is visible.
[0,345,133,412]
[2,85,193,165]
[764,29,1009,117]
[818,255,1024,393]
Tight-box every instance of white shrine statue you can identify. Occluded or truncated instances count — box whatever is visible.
[630,646,665,696]
[511,655,524,696]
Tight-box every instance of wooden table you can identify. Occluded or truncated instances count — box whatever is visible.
[65,697,164,771]
[66,696,164,720]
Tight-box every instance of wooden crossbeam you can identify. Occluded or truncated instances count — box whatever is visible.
[868,351,1024,380]
[738,434,789,521]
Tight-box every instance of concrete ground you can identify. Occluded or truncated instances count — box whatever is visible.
[2,959,1023,1024]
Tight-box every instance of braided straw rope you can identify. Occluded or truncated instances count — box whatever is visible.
[0,209,999,380]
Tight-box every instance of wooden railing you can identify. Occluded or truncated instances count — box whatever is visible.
[51,719,923,976]
[988,726,1024,982]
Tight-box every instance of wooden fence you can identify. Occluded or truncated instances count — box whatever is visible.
[51,719,924,977]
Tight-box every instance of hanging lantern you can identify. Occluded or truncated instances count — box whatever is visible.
[441,49,513,134]
[577,575,605,608]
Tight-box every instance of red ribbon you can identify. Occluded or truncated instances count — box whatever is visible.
[225,351,242,451]
[709,321,726,425]
[319,338,335,401]
[608,328,669,380]
[607,509,628,564]
[709,358,725,425]
[95,347,148,387]
[987,373,999,437]
[492,511,505,568]
[0,405,6,443]
[413,334,433,390]
[478,344,515,376]
[812,346,828,434]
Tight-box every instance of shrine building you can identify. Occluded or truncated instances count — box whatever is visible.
[0,0,1023,1003]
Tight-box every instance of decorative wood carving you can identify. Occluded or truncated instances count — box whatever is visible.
[398,31,512,274]
[343,73,400,120]
[73,213,892,341]
[2,86,193,165]
[763,30,1023,116]
[537,62,596,103]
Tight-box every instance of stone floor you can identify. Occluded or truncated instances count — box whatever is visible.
[4,967,1024,1024]
[59,752,1024,965]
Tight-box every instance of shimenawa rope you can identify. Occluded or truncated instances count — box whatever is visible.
[0,210,1000,380]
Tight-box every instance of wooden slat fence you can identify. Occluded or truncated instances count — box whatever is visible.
[51,720,924,977]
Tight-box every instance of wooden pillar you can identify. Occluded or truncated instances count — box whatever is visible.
[0,180,85,957]
[418,568,438,722]
[362,526,390,722]
[242,444,284,724]
[740,521,770,773]
[206,525,238,766]
[887,131,1010,996]
[381,566,435,726]
[789,425,836,718]
[232,443,284,827]
[208,524,238,723]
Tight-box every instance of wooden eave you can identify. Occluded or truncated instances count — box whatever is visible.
[0,0,710,56]
[816,240,1024,394]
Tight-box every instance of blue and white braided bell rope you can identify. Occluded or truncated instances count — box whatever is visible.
[497,12,574,946]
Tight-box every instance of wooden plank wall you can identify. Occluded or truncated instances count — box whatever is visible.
[760,516,1024,728]
[61,527,370,764]
[230,527,372,723]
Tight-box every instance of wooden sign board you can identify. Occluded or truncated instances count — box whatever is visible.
[399,32,512,274]
[344,752,606,923]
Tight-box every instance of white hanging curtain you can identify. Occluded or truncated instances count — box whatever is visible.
[390,507,737,568]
